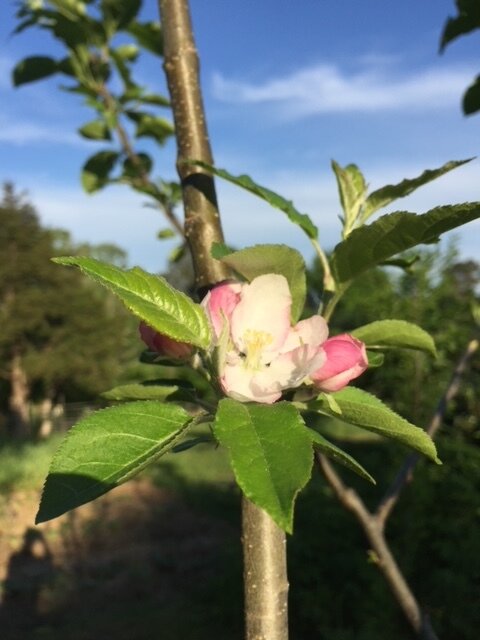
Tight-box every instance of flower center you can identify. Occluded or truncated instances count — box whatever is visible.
[243,329,273,370]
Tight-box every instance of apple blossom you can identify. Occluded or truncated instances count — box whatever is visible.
[311,334,368,392]
[203,274,328,403]
[139,321,193,359]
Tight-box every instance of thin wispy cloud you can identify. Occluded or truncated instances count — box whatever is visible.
[212,61,473,117]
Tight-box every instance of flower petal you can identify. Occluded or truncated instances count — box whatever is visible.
[202,282,242,339]
[280,315,329,353]
[231,274,291,356]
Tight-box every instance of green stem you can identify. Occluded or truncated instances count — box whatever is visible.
[311,238,335,293]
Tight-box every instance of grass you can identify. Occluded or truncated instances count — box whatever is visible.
[0,436,61,495]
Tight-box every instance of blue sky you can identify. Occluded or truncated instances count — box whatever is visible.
[0,0,479,272]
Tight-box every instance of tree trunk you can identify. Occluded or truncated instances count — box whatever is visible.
[158,2,290,638]
[9,351,30,438]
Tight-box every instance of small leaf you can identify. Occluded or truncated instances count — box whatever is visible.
[361,158,473,222]
[214,400,313,533]
[214,244,306,322]
[81,151,119,193]
[158,228,176,240]
[127,111,174,143]
[102,380,196,402]
[308,428,375,484]
[128,21,163,56]
[78,119,111,141]
[463,76,480,115]
[331,160,367,228]
[36,401,191,523]
[13,56,58,86]
[331,202,480,283]
[314,387,440,463]
[187,160,318,240]
[101,0,141,29]
[361,159,473,222]
[351,320,436,357]
[122,153,153,178]
[211,242,234,259]
[440,3,480,51]
[53,256,212,349]
[366,351,384,368]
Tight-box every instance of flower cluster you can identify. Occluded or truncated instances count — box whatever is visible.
[140,274,368,404]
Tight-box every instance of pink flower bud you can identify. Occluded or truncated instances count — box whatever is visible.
[139,322,193,359]
[311,334,368,392]
[201,281,242,339]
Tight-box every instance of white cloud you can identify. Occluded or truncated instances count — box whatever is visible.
[212,61,473,117]
[0,119,86,146]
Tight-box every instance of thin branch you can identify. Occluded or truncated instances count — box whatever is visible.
[317,338,478,639]
[376,337,479,527]
[317,453,439,640]
[97,83,184,237]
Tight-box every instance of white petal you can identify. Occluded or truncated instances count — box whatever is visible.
[231,274,291,356]
[222,362,281,404]
[280,315,329,353]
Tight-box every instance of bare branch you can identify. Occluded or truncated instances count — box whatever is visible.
[376,338,479,526]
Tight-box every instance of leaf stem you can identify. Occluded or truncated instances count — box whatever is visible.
[311,238,336,293]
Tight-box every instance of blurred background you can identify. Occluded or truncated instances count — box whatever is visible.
[0,1,479,639]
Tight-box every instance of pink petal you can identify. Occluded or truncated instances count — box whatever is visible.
[281,315,329,353]
[312,334,368,392]
[202,282,242,339]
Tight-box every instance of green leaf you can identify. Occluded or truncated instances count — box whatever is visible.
[211,242,234,260]
[78,119,111,141]
[331,160,367,228]
[214,400,313,533]
[308,428,375,484]
[102,380,196,402]
[361,159,473,222]
[137,93,170,107]
[81,151,119,193]
[122,153,153,178]
[463,76,480,115]
[213,244,306,322]
[53,256,212,349]
[101,0,141,29]
[314,387,440,463]
[128,21,163,56]
[440,2,480,51]
[366,351,384,368]
[127,111,174,143]
[114,44,139,61]
[331,202,480,283]
[188,160,318,240]
[12,56,59,86]
[308,414,382,443]
[157,228,176,240]
[36,401,191,523]
[351,320,436,357]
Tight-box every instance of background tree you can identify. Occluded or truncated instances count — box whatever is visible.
[0,184,140,438]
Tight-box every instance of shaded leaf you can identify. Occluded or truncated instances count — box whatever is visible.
[53,256,212,349]
[440,1,480,50]
[122,152,153,178]
[188,160,318,240]
[81,150,119,193]
[352,320,436,357]
[36,401,191,523]
[366,351,384,368]
[463,76,480,115]
[332,202,480,283]
[101,0,141,29]
[128,21,163,56]
[102,379,196,402]
[314,387,440,463]
[214,244,306,322]
[13,56,58,86]
[361,159,473,222]
[308,428,375,483]
[214,400,313,533]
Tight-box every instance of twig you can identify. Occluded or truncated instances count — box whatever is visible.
[317,338,478,639]
[376,338,479,527]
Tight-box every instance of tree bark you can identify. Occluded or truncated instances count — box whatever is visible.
[158,2,290,638]
[242,498,289,640]
[159,0,228,291]
[8,350,30,438]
